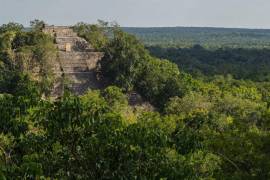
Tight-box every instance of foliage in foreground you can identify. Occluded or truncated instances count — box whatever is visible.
[1,81,270,179]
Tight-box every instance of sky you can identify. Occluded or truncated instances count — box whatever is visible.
[0,0,269,28]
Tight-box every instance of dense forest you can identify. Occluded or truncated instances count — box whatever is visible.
[124,27,270,49]
[148,45,270,81]
[1,21,270,179]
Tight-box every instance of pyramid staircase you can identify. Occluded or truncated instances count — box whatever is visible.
[43,26,103,96]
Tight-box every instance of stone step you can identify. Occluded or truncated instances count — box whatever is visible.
[56,38,88,44]
[60,61,89,67]
[59,58,89,62]
[56,36,87,40]
[54,30,92,51]
[62,68,89,72]
[59,51,100,56]
[59,56,92,61]
[59,53,98,57]
[59,51,99,54]
[61,67,89,69]
[64,72,101,94]
[60,63,89,66]
[57,47,94,52]
[55,31,77,37]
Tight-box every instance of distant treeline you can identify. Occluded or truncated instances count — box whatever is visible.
[124,27,270,49]
[148,45,270,81]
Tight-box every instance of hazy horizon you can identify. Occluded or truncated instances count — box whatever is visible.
[1,0,270,29]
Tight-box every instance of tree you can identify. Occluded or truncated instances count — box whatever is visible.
[30,19,45,32]
[73,22,109,50]
[0,22,23,34]
[101,29,150,91]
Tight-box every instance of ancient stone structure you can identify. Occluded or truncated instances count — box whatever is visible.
[43,25,104,96]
